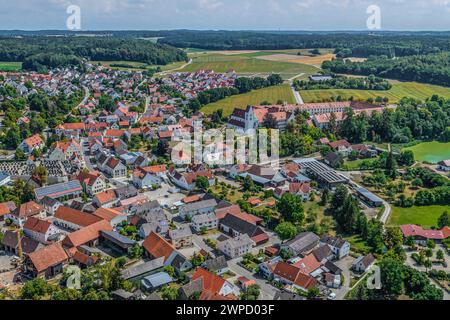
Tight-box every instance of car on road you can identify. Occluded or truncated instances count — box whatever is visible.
[327,292,336,300]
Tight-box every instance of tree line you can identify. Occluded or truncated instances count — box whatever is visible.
[323,53,450,87]
[294,74,392,91]
[0,37,188,71]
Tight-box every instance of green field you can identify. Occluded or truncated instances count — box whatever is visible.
[0,62,22,72]
[182,53,319,79]
[403,141,450,163]
[201,84,296,116]
[389,205,450,228]
[300,81,450,104]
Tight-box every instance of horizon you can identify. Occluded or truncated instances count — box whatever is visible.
[2,0,450,31]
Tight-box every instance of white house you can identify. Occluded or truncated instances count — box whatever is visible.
[320,235,351,260]
[18,134,45,155]
[191,212,219,233]
[48,140,82,161]
[132,165,167,189]
[23,217,59,244]
[103,157,127,178]
[77,171,107,196]
[178,199,217,219]
[352,254,376,273]
[170,170,215,191]
[217,234,254,259]
[437,160,450,172]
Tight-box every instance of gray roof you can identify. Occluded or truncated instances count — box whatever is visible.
[283,232,320,254]
[182,199,217,212]
[34,180,82,200]
[142,272,173,289]
[356,187,384,204]
[192,212,218,224]
[320,235,349,249]
[122,257,165,280]
[169,226,193,240]
[204,255,227,271]
[101,230,136,247]
[180,278,203,299]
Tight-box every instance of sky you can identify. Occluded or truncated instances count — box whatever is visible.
[1,0,450,31]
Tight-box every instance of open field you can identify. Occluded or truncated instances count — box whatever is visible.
[201,84,296,116]
[388,205,450,228]
[0,62,22,72]
[182,52,319,80]
[402,141,450,163]
[256,53,335,67]
[90,60,149,71]
[300,81,450,104]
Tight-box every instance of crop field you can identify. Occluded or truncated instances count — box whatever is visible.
[182,52,319,80]
[402,141,450,163]
[388,205,450,228]
[255,53,335,67]
[300,81,450,104]
[0,62,22,72]
[201,84,296,116]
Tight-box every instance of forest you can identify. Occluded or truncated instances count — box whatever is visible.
[155,30,450,56]
[322,54,450,87]
[0,37,188,71]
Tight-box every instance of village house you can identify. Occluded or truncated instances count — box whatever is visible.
[93,189,119,208]
[188,268,236,300]
[274,182,311,201]
[54,206,103,231]
[62,219,113,248]
[34,180,83,202]
[0,201,17,222]
[76,171,107,196]
[400,224,450,245]
[352,254,376,273]
[103,157,127,178]
[168,226,193,249]
[319,235,351,260]
[1,230,43,256]
[5,201,46,227]
[272,261,317,292]
[237,165,286,187]
[437,159,450,171]
[219,213,269,246]
[132,165,167,189]
[170,169,216,191]
[281,232,320,256]
[179,198,218,219]
[23,217,60,244]
[18,134,45,155]
[191,212,219,233]
[328,140,353,157]
[142,232,192,273]
[39,197,62,216]
[24,242,69,279]
[217,234,254,258]
[202,255,229,276]
[92,207,127,227]
[48,140,82,161]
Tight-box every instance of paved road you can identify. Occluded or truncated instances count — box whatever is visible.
[158,59,193,76]
[77,85,90,109]
[227,258,280,300]
[291,85,304,104]
[332,256,354,300]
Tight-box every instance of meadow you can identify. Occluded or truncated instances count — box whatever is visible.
[0,62,22,72]
[402,141,450,163]
[182,52,319,80]
[299,81,450,104]
[201,84,296,116]
[388,205,450,228]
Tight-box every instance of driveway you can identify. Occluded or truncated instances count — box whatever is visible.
[331,255,355,300]
[227,257,280,300]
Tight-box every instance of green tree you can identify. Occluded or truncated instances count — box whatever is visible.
[161,286,178,300]
[20,278,54,300]
[243,175,256,192]
[437,211,450,229]
[195,176,210,191]
[277,193,305,224]
[275,222,298,242]
[380,258,405,296]
[241,284,261,300]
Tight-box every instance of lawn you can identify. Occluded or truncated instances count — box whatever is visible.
[201,84,296,116]
[182,52,319,79]
[402,141,450,163]
[340,158,378,170]
[0,62,22,72]
[300,81,450,104]
[388,205,450,228]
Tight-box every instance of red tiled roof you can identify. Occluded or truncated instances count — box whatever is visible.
[14,201,44,218]
[94,189,117,204]
[23,217,52,234]
[23,134,44,148]
[293,253,321,275]
[400,224,450,240]
[142,232,175,262]
[62,220,112,248]
[28,243,68,273]
[55,206,102,227]
[192,268,225,295]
